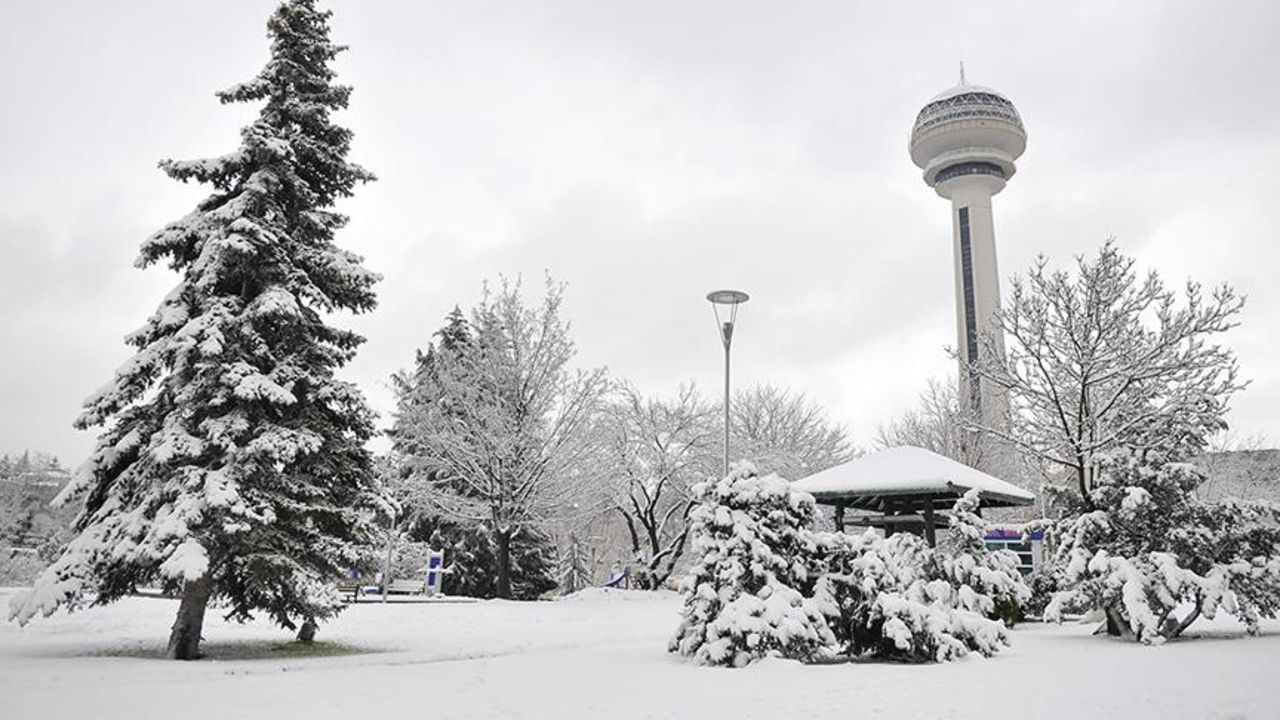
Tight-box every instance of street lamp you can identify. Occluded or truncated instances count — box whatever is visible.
[706,289,749,477]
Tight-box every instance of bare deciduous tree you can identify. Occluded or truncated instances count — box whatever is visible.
[875,378,976,463]
[395,278,609,598]
[973,240,1245,509]
[729,383,856,481]
[605,383,717,589]
[1196,432,1280,503]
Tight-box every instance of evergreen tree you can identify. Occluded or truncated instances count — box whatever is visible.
[932,489,1031,624]
[670,476,1023,666]
[669,462,835,667]
[806,492,1023,664]
[811,526,1015,663]
[558,532,596,595]
[436,306,471,354]
[414,516,557,599]
[1045,450,1280,642]
[7,0,383,660]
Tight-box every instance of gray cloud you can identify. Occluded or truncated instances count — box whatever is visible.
[1,0,1277,463]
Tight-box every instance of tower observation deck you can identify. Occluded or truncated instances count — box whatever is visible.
[909,72,1026,426]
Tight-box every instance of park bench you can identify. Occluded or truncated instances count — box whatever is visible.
[384,579,427,595]
[337,549,449,602]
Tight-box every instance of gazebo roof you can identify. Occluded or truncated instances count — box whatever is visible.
[791,446,1035,509]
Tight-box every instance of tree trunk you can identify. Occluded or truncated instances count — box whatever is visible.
[296,620,318,643]
[1168,601,1202,640]
[1101,603,1133,639]
[495,527,512,599]
[167,574,213,660]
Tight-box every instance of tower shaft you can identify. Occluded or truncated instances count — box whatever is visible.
[946,179,1007,423]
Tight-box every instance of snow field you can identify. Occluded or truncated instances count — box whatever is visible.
[1,587,1277,720]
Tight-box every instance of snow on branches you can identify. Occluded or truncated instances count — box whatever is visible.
[8,0,384,660]
[604,382,718,591]
[812,491,1026,663]
[973,240,1244,507]
[670,471,1027,667]
[1045,451,1280,642]
[391,279,609,599]
[669,462,835,667]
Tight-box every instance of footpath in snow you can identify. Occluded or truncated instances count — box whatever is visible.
[1,587,1277,720]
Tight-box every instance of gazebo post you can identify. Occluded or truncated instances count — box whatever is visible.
[923,502,937,547]
[834,504,845,532]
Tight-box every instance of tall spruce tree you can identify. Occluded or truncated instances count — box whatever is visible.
[7,0,383,660]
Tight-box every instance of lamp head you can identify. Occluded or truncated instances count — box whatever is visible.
[706,289,749,348]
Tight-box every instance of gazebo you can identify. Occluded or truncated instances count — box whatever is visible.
[791,446,1034,546]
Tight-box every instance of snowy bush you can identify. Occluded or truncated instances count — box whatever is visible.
[1046,450,1280,643]
[1022,568,1061,620]
[669,462,835,667]
[671,472,1026,666]
[810,495,1024,664]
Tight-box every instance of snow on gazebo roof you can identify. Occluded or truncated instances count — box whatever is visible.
[791,446,1035,508]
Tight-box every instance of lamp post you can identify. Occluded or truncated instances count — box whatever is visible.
[706,289,749,477]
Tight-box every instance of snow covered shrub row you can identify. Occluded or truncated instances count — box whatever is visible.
[1045,450,1280,643]
[669,463,1028,666]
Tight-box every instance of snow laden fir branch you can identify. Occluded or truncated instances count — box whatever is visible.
[8,0,386,660]
[670,463,1028,667]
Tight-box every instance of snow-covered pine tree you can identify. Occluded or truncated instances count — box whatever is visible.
[1045,450,1280,642]
[558,532,596,595]
[933,489,1031,623]
[7,0,383,660]
[669,462,834,667]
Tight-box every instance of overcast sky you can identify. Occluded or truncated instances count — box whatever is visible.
[1,0,1277,465]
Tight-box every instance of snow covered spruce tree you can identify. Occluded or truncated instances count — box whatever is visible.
[1045,451,1280,642]
[932,489,1031,624]
[7,0,384,659]
[669,462,835,667]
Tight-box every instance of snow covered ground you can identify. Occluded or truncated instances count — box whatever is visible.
[2,587,1277,720]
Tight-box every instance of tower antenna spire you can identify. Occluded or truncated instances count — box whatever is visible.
[959,60,967,85]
